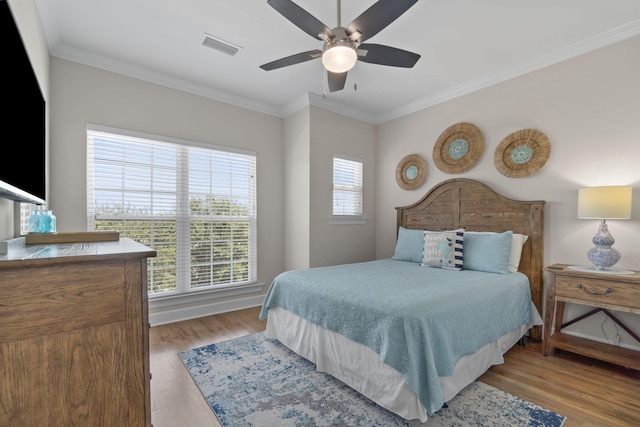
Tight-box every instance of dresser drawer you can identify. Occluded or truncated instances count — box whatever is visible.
[555,274,640,309]
[0,261,126,343]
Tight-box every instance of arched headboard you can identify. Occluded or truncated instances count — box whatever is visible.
[396,178,545,340]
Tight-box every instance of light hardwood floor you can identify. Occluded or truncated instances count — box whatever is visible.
[149,307,640,427]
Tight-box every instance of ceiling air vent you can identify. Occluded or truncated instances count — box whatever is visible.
[202,33,243,56]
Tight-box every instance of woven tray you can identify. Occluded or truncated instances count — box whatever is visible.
[433,123,484,174]
[494,129,551,178]
[396,154,427,190]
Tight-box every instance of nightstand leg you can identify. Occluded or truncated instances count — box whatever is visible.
[554,301,565,334]
[543,275,557,356]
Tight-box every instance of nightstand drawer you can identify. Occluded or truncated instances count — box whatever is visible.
[555,275,640,309]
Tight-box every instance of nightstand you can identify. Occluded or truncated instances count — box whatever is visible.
[543,264,640,370]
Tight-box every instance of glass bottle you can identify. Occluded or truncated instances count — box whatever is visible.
[39,210,53,233]
[48,211,57,233]
[28,209,41,233]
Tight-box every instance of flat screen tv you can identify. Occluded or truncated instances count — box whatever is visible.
[0,0,46,205]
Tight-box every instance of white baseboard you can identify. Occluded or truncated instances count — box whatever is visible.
[149,294,265,326]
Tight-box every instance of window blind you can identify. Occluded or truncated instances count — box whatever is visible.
[333,155,363,216]
[87,125,257,297]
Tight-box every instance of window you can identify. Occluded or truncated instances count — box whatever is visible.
[87,125,257,298]
[332,155,363,216]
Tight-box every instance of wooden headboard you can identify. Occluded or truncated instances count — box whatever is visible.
[396,178,545,340]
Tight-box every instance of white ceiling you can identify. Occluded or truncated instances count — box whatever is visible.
[35,0,640,124]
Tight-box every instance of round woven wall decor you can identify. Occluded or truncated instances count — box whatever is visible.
[396,154,427,190]
[494,129,551,178]
[433,122,484,174]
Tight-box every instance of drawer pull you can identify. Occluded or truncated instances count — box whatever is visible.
[577,284,612,295]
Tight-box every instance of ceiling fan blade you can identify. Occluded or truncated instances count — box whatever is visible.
[267,0,332,40]
[347,0,418,43]
[260,49,322,71]
[327,71,347,92]
[357,43,420,68]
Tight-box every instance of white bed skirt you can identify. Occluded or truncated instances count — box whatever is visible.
[266,303,543,423]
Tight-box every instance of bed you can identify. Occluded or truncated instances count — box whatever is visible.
[259,178,545,422]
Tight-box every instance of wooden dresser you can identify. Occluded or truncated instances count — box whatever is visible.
[0,237,156,426]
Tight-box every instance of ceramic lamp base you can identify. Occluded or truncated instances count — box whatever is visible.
[587,220,621,270]
[587,246,621,270]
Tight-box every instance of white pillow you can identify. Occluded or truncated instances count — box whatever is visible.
[464,231,528,273]
[509,233,529,273]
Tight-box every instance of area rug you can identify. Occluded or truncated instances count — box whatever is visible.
[179,332,566,427]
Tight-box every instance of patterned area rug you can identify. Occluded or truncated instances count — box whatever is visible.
[179,332,566,427]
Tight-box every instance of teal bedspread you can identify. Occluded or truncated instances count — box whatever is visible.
[259,259,532,415]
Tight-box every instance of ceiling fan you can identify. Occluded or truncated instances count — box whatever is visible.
[260,0,421,93]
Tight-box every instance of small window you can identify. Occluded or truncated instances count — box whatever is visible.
[333,155,363,216]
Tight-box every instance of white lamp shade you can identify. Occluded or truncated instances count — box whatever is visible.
[322,45,357,73]
[577,186,632,219]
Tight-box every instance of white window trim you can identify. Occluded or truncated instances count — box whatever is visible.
[328,216,368,225]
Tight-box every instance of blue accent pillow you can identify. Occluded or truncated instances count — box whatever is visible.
[392,227,424,263]
[463,230,513,274]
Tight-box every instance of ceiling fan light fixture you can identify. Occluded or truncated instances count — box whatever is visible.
[322,42,357,73]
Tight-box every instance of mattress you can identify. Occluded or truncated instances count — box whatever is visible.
[266,304,543,422]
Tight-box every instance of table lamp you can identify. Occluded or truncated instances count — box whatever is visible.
[577,186,632,270]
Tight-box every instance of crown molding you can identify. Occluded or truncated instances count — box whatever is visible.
[376,18,640,124]
[49,45,285,118]
[306,93,377,124]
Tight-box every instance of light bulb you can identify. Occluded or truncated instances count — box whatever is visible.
[322,45,357,73]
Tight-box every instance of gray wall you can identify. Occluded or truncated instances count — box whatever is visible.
[283,107,311,271]
[282,105,377,270]
[308,106,376,267]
